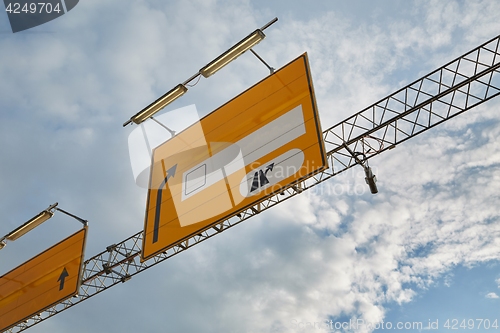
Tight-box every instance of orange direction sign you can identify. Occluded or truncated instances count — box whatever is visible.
[142,53,327,261]
[0,227,87,331]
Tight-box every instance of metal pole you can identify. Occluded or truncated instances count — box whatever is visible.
[261,17,278,31]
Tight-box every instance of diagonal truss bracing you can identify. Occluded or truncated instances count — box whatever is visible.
[323,34,500,172]
[5,33,500,333]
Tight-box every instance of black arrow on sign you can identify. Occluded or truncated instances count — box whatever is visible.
[265,163,274,174]
[259,163,274,187]
[250,163,275,192]
[57,267,69,291]
[153,164,177,244]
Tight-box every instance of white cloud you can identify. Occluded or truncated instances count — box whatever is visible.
[486,292,499,299]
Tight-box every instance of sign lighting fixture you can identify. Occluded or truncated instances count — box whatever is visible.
[0,203,87,250]
[199,29,266,78]
[123,17,278,127]
[124,84,188,126]
[0,203,57,245]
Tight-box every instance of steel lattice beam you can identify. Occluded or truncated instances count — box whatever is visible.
[323,34,500,173]
[4,33,500,333]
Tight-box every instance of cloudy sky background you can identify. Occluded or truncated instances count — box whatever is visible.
[1,0,500,332]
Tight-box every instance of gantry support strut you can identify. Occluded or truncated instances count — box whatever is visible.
[5,33,500,333]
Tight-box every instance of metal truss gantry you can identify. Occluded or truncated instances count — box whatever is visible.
[6,33,500,333]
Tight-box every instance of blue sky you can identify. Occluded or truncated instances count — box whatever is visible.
[1,1,500,332]
[378,263,500,332]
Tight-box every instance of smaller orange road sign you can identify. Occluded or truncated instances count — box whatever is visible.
[0,227,87,331]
